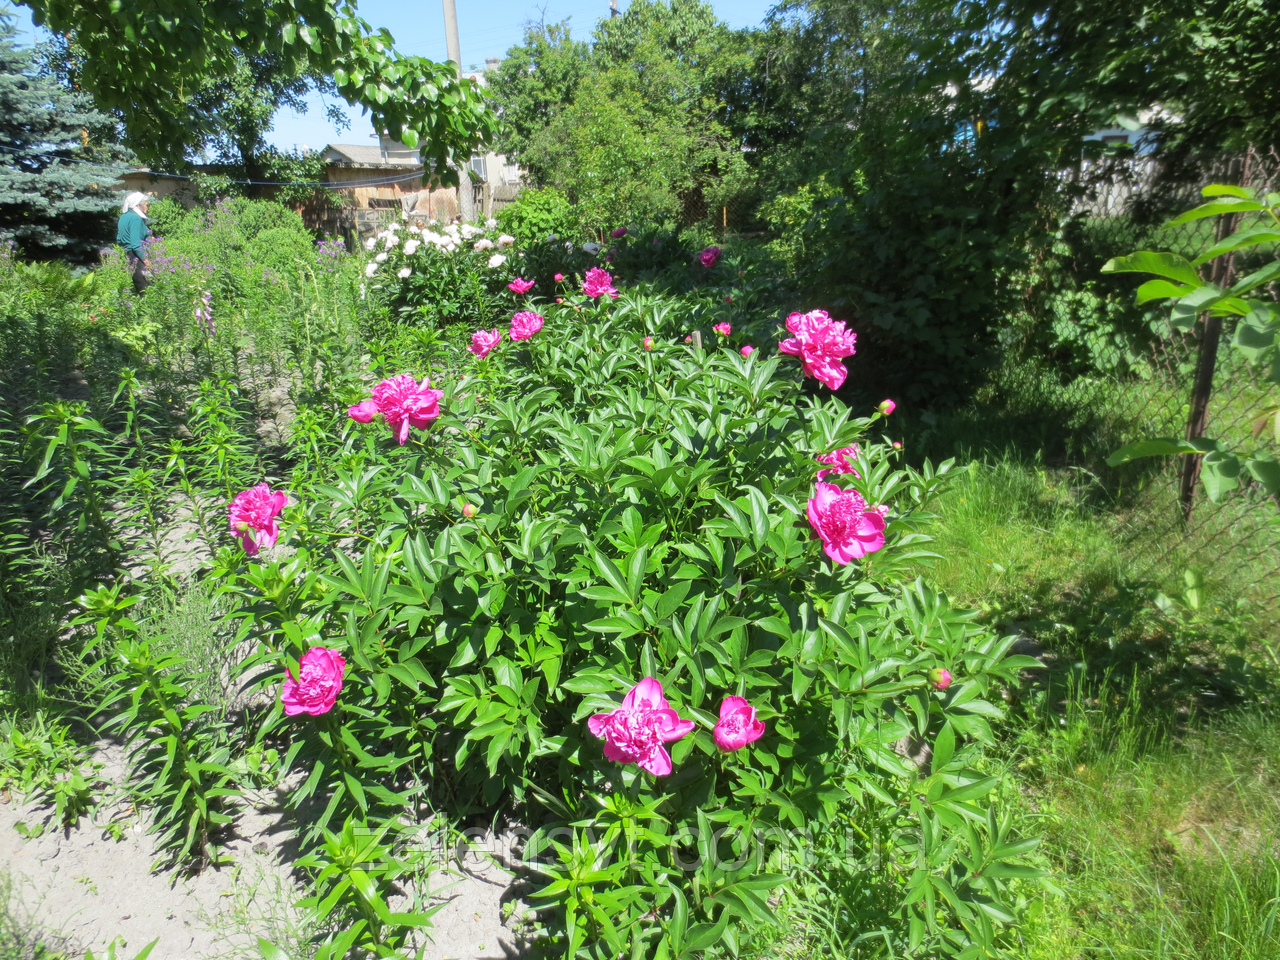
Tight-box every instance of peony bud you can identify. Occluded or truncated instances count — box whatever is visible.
[740,345,754,358]
[928,667,952,691]
[554,273,564,282]
[461,503,477,518]
[893,441,902,450]
[643,336,654,351]
[878,399,897,416]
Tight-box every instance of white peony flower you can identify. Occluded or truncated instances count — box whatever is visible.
[484,218,498,229]
[461,223,482,239]
[364,237,377,251]
[397,267,412,278]
[403,239,420,255]
[487,253,507,268]
[375,252,388,263]
[384,234,399,249]
[364,262,378,276]
[583,242,601,255]
[497,234,515,247]
[547,234,559,242]
[473,238,494,251]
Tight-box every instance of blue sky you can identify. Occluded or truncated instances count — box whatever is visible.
[9,0,776,155]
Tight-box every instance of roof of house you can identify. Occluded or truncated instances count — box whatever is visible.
[321,143,421,168]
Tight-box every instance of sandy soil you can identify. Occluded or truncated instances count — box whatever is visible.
[0,743,533,959]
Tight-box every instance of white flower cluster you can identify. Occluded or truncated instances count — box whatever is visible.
[361,219,515,276]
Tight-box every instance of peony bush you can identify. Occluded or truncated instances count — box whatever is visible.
[194,283,1043,958]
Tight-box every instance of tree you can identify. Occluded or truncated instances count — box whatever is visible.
[16,0,498,175]
[489,0,752,230]
[0,9,128,260]
[488,21,590,166]
[940,0,1280,159]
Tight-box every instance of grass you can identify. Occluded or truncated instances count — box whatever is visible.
[891,367,1280,960]
[1013,691,1280,960]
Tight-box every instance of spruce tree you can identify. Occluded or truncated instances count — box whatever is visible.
[0,8,127,261]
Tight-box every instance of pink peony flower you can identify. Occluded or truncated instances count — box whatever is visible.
[713,696,765,752]
[713,322,732,336]
[611,226,628,238]
[928,667,952,691]
[582,267,618,299]
[815,445,861,481]
[281,647,345,717]
[879,399,896,416]
[587,677,695,776]
[777,310,857,391]
[461,502,477,518]
[468,328,502,359]
[228,483,287,555]
[724,295,733,303]
[554,273,564,282]
[643,336,654,351]
[806,482,886,565]
[507,277,535,294]
[509,310,544,341]
[699,246,721,268]
[348,374,444,445]
[740,345,755,358]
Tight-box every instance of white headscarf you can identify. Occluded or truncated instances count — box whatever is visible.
[122,191,151,218]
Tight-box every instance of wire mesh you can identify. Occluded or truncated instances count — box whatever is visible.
[1012,147,1280,606]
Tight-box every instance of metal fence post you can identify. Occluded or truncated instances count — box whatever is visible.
[1177,153,1249,522]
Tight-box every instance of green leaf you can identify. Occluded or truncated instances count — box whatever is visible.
[1201,184,1255,200]
[1106,437,1217,467]
[1200,451,1240,502]
[1135,278,1194,304]
[937,777,999,804]
[1166,197,1266,225]
[1246,455,1280,496]
[932,722,956,770]
[1101,251,1200,285]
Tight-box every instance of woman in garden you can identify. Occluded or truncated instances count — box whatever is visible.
[116,191,152,294]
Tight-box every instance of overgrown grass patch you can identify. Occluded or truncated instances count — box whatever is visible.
[1013,694,1280,960]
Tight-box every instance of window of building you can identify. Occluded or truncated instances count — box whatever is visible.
[469,154,488,181]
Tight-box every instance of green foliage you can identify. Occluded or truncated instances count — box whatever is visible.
[495,187,578,249]
[1105,184,1280,501]
[86,590,239,869]
[490,0,753,233]
[0,712,99,829]
[2,195,1048,958]
[144,198,187,238]
[18,0,498,178]
[0,11,128,261]
[1013,691,1280,960]
[942,0,1280,158]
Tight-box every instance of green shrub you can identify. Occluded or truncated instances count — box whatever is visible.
[247,227,317,274]
[188,289,1044,958]
[496,186,579,248]
[145,197,188,238]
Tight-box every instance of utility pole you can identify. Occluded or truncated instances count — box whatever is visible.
[610,0,619,16]
[442,0,476,222]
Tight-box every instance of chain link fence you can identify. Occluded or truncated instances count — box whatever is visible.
[1008,147,1280,605]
